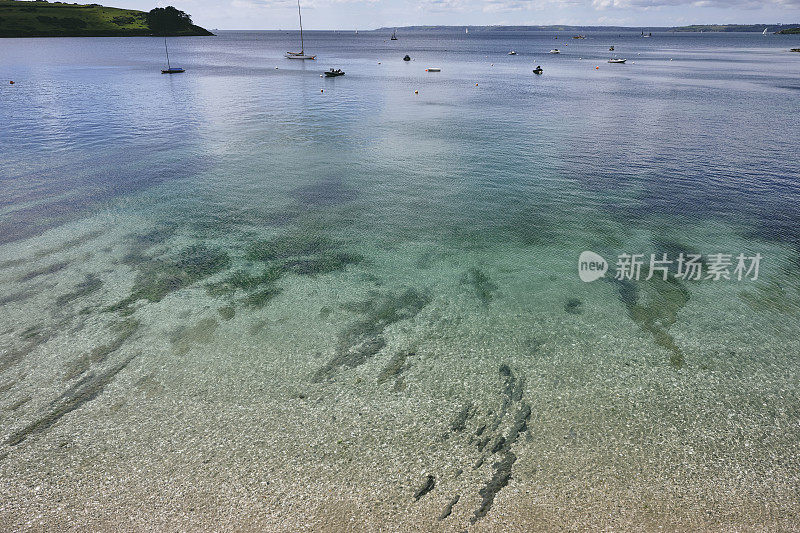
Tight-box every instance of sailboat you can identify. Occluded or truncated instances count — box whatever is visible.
[285,0,316,59]
[391,28,398,40]
[161,35,184,74]
[465,28,469,34]
[762,28,769,36]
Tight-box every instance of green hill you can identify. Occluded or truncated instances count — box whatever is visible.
[0,0,213,37]
[777,27,800,34]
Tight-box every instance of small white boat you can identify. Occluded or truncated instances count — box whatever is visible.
[285,52,316,60]
[508,51,517,55]
[549,49,560,54]
[608,58,627,64]
[762,28,768,36]
[425,67,441,72]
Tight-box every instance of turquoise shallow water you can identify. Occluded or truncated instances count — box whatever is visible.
[1,30,800,530]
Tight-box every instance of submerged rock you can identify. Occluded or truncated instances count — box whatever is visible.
[413,474,436,501]
[461,267,498,305]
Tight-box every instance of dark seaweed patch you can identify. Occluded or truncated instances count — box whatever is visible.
[63,319,139,380]
[246,233,335,262]
[170,318,217,355]
[242,286,283,309]
[313,289,429,382]
[435,365,532,524]
[292,176,357,207]
[107,244,230,313]
[20,325,43,340]
[0,290,34,306]
[471,402,531,523]
[207,266,283,297]
[18,260,69,282]
[461,268,498,305]
[121,225,177,266]
[8,396,32,411]
[472,451,516,523]
[609,276,690,369]
[283,252,363,276]
[377,350,414,390]
[499,209,558,246]
[218,306,235,320]
[1,326,53,373]
[450,402,475,433]
[564,298,583,315]
[5,352,138,447]
[55,274,103,307]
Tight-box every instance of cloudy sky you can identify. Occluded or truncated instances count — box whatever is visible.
[114,0,800,30]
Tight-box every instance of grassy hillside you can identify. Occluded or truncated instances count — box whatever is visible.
[777,27,800,34]
[0,0,213,37]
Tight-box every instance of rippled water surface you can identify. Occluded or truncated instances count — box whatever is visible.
[1,30,800,530]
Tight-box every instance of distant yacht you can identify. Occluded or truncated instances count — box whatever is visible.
[549,49,560,54]
[391,29,398,40]
[465,28,469,34]
[763,28,769,36]
[285,0,316,60]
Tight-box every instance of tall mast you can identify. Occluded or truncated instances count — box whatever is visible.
[297,0,304,54]
[164,35,171,69]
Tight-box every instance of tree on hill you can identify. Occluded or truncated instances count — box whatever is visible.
[146,6,193,34]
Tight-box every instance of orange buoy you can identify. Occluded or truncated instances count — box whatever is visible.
[475,83,478,86]
[321,89,324,92]
[596,66,599,70]
[9,81,14,84]
[414,90,418,94]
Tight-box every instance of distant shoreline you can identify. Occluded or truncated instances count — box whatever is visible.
[374,24,800,34]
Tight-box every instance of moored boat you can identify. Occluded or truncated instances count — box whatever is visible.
[285,0,316,60]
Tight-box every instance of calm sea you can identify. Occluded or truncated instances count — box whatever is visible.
[1,29,800,530]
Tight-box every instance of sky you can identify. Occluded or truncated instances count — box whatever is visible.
[107,0,800,30]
